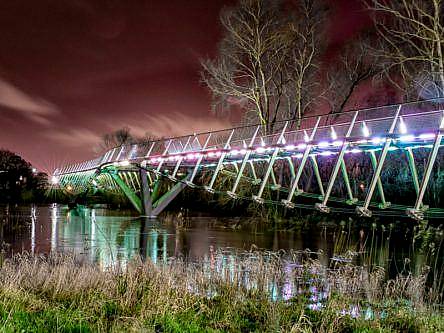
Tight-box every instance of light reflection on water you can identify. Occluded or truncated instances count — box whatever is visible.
[1,204,442,309]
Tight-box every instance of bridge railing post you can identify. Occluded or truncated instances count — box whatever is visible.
[357,105,402,217]
[282,117,321,208]
[253,122,288,203]
[315,111,359,213]
[227,126,260,198]
[204,129,235,193]
[407,110,444,220]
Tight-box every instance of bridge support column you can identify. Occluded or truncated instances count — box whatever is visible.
[407,113,444,220]
[139,168,154,218]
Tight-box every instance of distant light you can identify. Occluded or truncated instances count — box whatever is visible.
[260,138,266,147]
[51,176,59,185]
[66,185,73,191]
[294,153,303,159]
[120,160,130,166]
[281,137,286,144]
[285,144,296,151]
[303,130,310,142]
[230,149,240,156]
[330,127,337,140]
[92,180,98,186]
[318,141,329,148]
[32,168,37,174]
[399,116,408,134]
[320,151,334,156]
[239,149,247,155]
[350,148,362,154]
[362,122,370,137]
[255,147,266,154]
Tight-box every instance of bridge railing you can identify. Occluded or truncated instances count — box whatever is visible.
[55,98,444,176]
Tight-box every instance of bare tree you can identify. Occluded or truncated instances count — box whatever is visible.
[284,0,328,125]
[201,0,286,132]
[368,0,444,99]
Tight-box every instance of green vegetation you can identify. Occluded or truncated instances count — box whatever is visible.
[0,252,442,333]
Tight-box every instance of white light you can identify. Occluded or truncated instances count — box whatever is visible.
[92,180,98,186]
[362,122,370,137]
[208,151,216,157]
[281,137,287,144]
[399,116,408,134]
[350,149,362,154]
[318,141,329,148]
[303,130,310,142]
[51,176,59,185]
[285,145,296,151]
[186,153,195,159]
[255,147,266,154]
[294,153,303,159]
[419,133,436,140]
[230,149,240,156]
[371,137,383,145]
[32,168,37,174]
[332,140,343,147]
[320,151,334,156]
[330,127,337,140]
[215,151,222,157]
[297,143,307,150]
[120,160,130,166]
[399,135,415,142]
[260,138,266,147]
[240,149,247,155]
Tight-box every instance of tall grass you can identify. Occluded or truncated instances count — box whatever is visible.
[0,251,442,332]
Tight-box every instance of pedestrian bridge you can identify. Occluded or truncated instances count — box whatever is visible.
[53,99,444,221]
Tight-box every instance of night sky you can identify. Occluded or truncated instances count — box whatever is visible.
[0,0,367,173]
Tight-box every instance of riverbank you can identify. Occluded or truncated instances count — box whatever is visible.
[0,253,442,332]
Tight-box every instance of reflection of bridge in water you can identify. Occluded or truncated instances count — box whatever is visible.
[54,99,444,221]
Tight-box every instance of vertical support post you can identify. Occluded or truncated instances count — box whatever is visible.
[340,160,355,204]
[316,111,358,213]
[253,122,288,203]
[139,168,153,217]
[248,161,260,185]
[357,105,402,217]
[227,126,260,198]
[204,129,235,193]
[310,155,325,197]
[282,117,321,208]
[405,147,420,195]
[369,150,390,208]
[407,111,444,220]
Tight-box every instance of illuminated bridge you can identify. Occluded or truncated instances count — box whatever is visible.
[53,99,444,221]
